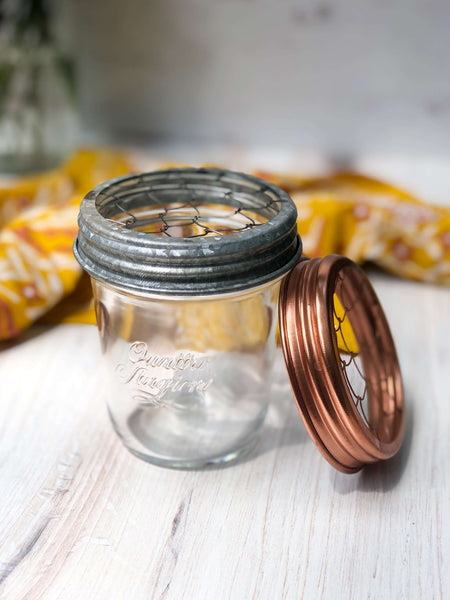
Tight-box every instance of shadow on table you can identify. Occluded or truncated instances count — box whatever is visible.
[333,388,414,494]
[197,367,416,478]
[236,365,415,485]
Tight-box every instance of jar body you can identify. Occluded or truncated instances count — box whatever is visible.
[92,278,280,468]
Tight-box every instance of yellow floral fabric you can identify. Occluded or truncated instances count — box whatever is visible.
[0,149,132,340]
[256,171,450,284]
[176,295,271,353]
[0,153,449,342]
[0,201,80,338]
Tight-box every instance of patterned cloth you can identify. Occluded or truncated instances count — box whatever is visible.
[0,151,449,341]
[256,171,450,284]
[0,149,132,340]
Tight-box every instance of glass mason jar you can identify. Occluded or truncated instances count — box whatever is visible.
[75,168,406,472]
[74,168,302,468]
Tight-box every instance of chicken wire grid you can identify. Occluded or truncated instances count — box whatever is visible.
[333,299,372,431]
[95,169,283,238]
[75,168,302,295]
[333,272,386,443]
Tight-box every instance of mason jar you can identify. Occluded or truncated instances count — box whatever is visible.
[74,168,301,468]
[74,168,405,472]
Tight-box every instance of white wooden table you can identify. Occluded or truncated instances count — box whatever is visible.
[0,270,448,600]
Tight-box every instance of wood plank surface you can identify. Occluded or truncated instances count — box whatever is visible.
[0,272,448,600]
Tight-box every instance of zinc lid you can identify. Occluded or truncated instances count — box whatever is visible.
[74,168,301,296]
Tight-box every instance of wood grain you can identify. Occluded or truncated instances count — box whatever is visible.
[0,272,448,600]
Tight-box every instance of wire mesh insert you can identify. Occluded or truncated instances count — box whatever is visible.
[95,169,282,238]
[333,273,381,441]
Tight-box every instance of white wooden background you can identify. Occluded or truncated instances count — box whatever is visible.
[62,0,450,156]
[0,268,448,600]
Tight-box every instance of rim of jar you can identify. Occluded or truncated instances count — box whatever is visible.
[74,168,302,296]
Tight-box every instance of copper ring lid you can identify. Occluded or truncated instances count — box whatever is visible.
[279,255,406,473]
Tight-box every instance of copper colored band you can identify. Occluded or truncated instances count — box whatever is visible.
[279,255,405,473]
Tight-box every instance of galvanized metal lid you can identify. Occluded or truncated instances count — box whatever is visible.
[73,168,302,296]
